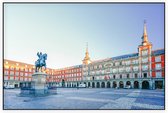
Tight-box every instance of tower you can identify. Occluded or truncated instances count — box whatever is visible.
[138,21,152,80]
[141,20,151,46]
[82,42,91,65]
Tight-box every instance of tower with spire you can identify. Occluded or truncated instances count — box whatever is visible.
[138,20,152,78]
[138,20,152,54]
[141,20,152,46]
[82,42,91,65]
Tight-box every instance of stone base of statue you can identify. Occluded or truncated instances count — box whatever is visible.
[20,72,57,97]
[31,72,48,96]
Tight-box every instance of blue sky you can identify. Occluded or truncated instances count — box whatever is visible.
[4,3,164,69]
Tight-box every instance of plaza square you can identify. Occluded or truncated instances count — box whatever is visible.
[4,88,164,109]
[3,3,165,110]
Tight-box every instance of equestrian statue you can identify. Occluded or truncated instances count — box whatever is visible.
[35,52,47,72]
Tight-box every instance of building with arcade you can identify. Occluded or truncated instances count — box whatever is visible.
[3,22,165,89]
[81,22,165,89]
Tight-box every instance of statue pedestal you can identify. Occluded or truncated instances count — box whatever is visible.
[20,72,57,97]
[31,72,48,96]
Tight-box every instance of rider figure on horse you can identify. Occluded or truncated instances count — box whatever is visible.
[37,52,43,63]
[35,52,47,72]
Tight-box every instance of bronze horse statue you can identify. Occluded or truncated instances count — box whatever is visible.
[35,52,47,72]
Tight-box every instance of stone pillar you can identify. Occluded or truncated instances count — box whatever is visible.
[105,82,107,88]
[86,82,88,87]
[131,81,134,89]
[152,80,155,89]
[139,81,142,89]
[111,81,113,88]
[149,80,153,90]
[123,81,126,88]
[90,81,92,87]
[59,82,62,87]
[163,80,165,89]
[65,82,67,87]
[99,82,102,88]
[116,81,119,88]
[95,82,97,88]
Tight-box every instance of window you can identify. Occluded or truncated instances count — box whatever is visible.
[96,71,99,75]
[127,74,129,78]
[155,64,161,70]
[25,69,28,72]
[10,67,14,70]
[126,67,131,72]
[20,77,23,81]
[155,56,161,62]
[119,68,124,72]
[113,75,116,79]
[99,65,102,69]
[142,65,148,71]
[143,73,147,78]
[20,73,23,76]
[156,72,162,78]
[10,76,14,80]
[105,68,110,73]
[10,71,14,76]
[15,77,19,80]
[16,67,19,71]
[4,76,8,80]
[5,66,9,69]
[94,65,97,69]
[142,50,148,56]
[133,66,138,71]
[115,62,119,66]
[20,68,24,71]
[135,74,138,78]
[113,69,117,73]
[15,72,19,76]
[120,75,122,79]
[122,61,125,65]
[4,71,8,75]
[125,60,131,65]
[90,66,93,70]
[132,59,139,64]
[101,70,105,74]
[29,78,32,81]
[142,58,148,63]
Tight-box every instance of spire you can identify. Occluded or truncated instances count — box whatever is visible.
[82,42,91,65]
[86,42,88,53]
[142,20,149,45]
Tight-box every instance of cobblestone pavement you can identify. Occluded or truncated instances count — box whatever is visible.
[3,88,165,110]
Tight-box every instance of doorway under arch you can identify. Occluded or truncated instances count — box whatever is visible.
[142,81,149,89]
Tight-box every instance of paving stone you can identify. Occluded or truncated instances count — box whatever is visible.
[4,88,165,109]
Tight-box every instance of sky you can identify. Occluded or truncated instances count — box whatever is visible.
[4,3,164,69]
